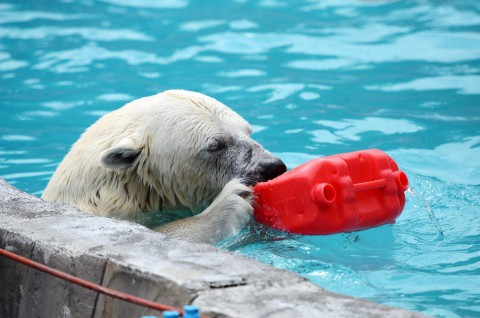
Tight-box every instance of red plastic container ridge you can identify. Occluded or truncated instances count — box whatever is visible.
[253,149,409,235]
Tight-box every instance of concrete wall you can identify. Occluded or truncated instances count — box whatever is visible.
[0,179,425,318]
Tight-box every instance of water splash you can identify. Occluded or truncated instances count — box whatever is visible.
[407,187,444,239]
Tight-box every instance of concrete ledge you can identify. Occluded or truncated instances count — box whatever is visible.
[0,179,425,318]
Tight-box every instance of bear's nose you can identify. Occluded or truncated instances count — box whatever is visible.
[262,159,287,182]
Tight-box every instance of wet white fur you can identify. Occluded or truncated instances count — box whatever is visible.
[42,90,254,244]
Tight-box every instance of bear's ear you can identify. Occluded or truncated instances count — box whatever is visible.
[99,137,143,171]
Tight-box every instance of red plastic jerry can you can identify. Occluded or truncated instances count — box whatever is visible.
[253,149,409,235]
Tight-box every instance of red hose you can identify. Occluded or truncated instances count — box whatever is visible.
[0,248,199,316]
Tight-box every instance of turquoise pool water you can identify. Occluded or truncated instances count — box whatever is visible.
[1,1,479,317]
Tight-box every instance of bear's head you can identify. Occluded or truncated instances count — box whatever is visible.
[98,90,286,212]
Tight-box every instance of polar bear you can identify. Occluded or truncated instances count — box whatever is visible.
[42,90,286,244]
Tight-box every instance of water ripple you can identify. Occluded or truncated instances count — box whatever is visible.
[0,8,84,24]
[180,20,224,32]
[390,137,480,185]
[218,69,266,78]
[0,27,154,41]
[366,75,480,95]
[99,0,188,9]
[199,30,480,64]
[2,1,480,317]
[313,117,425,143]
[33,43,205,73]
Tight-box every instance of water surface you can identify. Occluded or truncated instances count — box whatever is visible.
[1,1,479,317]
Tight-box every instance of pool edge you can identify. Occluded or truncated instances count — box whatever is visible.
[0,178,427,318]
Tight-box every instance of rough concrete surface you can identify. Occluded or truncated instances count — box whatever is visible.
[0,179,427,318]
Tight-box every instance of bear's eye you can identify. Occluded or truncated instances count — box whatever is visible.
[206,138,228,152]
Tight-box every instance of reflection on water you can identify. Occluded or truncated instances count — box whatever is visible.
[1,1,480,317]
[313,117,424,143]
[366,75,480,95]
[391,137,480,185]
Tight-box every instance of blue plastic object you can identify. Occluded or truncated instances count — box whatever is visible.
[163,311,179,318]
[183,305,200,318]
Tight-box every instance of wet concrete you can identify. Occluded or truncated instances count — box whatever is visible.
[0,179,426,318]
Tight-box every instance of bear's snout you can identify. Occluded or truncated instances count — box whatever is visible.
[260,159,287,183]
